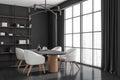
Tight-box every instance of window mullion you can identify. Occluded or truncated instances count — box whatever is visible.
[92,0,94,66]
[72,6,74,48]
[80,2,83,63]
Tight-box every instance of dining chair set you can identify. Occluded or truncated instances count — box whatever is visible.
[15,46,80,76]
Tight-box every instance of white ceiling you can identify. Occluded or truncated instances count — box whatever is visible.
[0,0,66,8]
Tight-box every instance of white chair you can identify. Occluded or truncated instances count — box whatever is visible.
[51,46,62,62]
[51,46,62,51]
[23,50,45,76]
[51,46,68,69]
[60,48,80,69]
[15,48,25,69]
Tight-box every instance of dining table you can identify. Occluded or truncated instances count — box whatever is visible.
[32,49,66,72]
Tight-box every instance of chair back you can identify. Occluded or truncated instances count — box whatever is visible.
[66,48,77,62]
[15,48,24,60]
[51,46,62,51]
[24,50,45,65]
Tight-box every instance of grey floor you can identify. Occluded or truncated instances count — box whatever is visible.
[0,63,120,80]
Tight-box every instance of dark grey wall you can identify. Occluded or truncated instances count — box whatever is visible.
[31,12,48,48]
[48,11,64,50]
[48,12,56,49]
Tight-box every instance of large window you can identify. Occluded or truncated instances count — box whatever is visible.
[64,0,101,67]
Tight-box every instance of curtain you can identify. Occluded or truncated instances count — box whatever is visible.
[57,10,64,51]
[102,0,118,74]
[48,10,64,49]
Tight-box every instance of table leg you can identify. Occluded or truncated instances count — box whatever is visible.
[48,55,58,72]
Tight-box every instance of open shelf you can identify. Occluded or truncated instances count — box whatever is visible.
[0,26,31,29]
[15,44,31,46]
[0,44,31,46]
[0,15,29,20]
[0,35,14,37]
[0,44,15,46]
[0,52,15,54]
[15,35,31,37]
[0,35,31,38]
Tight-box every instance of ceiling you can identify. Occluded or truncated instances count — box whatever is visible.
[0,0,67,8]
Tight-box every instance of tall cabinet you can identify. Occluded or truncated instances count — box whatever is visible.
[0,5,31,67]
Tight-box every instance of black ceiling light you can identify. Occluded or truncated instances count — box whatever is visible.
[30,0,62,16]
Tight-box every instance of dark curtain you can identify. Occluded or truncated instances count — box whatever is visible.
[57,10,64,51]
[48,10,64,49]
[102,0,118,74]
[48,12,56,49]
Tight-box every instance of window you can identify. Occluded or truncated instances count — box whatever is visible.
[94,12,101,31]
[73,34,80,47]
[73,17,80,33]
[65,35,72,47]
[65,7,72,19]
[83,14,92,32]
[64,0,102,67]
[65,19,72,33]
[64,3,81,63]
[82,49,92,65]
[73,4,80,17]
[83,33,92,48]
[83,0,92,14]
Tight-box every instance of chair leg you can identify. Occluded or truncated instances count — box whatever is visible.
[18,60,23,69]
[38,64,42,71]
[74,62,80,69]
[62,61,66,68]
[60,61,62,67]
[23,64,29,73]
[70,62,72,67]
[60,60,66,68]
[41,64,46,74]
[27,65,33,76]
[65,62,67,68]
[59,57,62,67]
[16,60,19,66]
